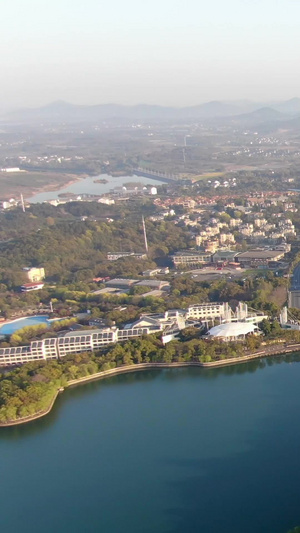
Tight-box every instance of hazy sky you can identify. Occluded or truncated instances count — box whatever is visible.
[2,0,300,109]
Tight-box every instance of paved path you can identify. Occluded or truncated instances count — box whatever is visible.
[291,263,300,290]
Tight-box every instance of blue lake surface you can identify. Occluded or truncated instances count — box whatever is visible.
[1,357,300,533]
[28,173,165,203]
[0,315,50,334]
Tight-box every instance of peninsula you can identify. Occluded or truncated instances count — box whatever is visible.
[1,334,300,426]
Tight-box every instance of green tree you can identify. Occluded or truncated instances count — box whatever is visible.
[259,319,271,336]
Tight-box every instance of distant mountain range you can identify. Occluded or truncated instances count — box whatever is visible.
[3,98,300,125]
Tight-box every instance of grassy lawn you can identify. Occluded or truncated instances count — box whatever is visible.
[180,172,225,182]
[0,171,77,199]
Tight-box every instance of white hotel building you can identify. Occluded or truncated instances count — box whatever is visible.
[0,302,265,366]
[0,326,162,366]
[186,302,229,321]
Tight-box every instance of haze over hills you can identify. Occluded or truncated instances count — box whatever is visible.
[3,98,300,125]
[225,107,288,125]
[273,98,300,115]
[4,100,253,122]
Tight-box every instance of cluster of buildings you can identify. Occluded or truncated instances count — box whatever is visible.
[171,246,289,269]
[206,177,237,189]
[149,192,297,271]
[16,154,84,166]
[193,212,295,253]
[217,133,300,162]
[0,198,22,210]
[153,193,296,270]
[0,302,267,366]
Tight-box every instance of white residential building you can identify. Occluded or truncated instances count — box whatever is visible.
[219,233,235,245]
[186,302,229,321]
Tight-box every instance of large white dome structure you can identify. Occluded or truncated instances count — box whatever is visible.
[207,321,258,341]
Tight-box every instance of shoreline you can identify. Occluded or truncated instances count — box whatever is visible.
[24,174,83,201]
[1,344,300,427]
[0,172,85,201]
[26,170,165,203]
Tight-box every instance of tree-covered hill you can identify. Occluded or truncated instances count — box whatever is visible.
[0,204,193,287]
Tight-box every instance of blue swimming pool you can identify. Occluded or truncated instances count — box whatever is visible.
[0,316,51,335]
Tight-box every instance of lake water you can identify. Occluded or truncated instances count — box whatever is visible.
[28,173,165,203]
[1,357,300,533]
[0,315,52,335]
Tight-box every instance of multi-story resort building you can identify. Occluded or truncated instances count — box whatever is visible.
[0,310,187,366]
[0,327,154,366]
[0,303,267,366]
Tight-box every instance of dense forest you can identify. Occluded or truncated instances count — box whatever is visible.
[0,209,192,286]
[0,202,194,317]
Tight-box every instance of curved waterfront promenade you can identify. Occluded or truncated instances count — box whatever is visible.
[1,342,300,427]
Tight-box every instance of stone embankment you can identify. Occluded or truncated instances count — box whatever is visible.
[0,389,62,427]
[1,342,300,427]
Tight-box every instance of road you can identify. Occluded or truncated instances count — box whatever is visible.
[291,263,300,290]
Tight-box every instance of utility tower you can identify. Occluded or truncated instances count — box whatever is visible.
[20,194,25,213]
[142,216,149,254]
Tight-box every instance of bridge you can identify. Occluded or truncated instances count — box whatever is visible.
[133,167,179,183]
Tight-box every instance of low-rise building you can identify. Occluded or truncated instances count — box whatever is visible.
[236,250,285,268]
[171,251,212,267]
[20,282,45,292]
[98,198,115,205]
[219,233,235,245]
[107,252,147,261]
[212,250,237,263]
[254,218,267,227]
[204,240,219,253]
[229,218,242,228]
[240,224,254,236]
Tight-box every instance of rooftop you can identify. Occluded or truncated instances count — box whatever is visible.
[237,250,284,260]
[207,322,257,338]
